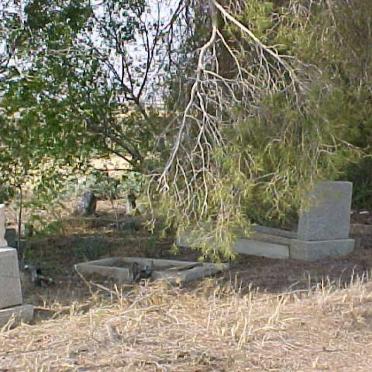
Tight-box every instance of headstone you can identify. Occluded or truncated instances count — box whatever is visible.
[290,181,354,260]
[297,181,352,241]
[126,192,137,215]
[75,191,97,216]
[0,204,33,326]
[0,248,23,309]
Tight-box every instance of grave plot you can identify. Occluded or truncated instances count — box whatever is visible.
[75,257,229,285]
[0,204,33,327]
[179,181,355,261]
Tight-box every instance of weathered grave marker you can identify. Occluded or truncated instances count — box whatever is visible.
[0,204,33,327]
[74,191,97,216]
[297,181,352,241]
[290,181,355,260]
[0,248,23,309]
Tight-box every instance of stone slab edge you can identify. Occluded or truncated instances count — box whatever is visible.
[152,263,229,285]
[75,257,229,284]
[0,304,34,328]
[253,225,297,239]
[75,263,132,282]
[234,239,290,259]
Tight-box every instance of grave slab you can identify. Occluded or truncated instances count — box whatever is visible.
[0,248,23,309]
[234,239,289,259]
[290,239,354,261]
[75,257,229,285]
[297,181,352,241]
[0,304,34,328]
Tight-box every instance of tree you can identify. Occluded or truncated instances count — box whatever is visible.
[150,0,367,258]
[0,0,370,259]
[0,0,183,200]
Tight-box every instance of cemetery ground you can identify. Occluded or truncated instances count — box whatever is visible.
[1,201,372,370]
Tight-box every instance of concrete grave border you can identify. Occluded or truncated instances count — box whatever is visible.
[75,257,229,285]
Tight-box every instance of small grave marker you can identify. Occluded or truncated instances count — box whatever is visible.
[0,204,33,327]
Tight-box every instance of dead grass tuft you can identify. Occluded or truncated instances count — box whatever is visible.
[2,274,372,371]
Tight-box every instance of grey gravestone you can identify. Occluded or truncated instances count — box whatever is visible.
[234,239,289,259]
[126,192,137,215]
[0,205,23,309]
[176,182,355,261]
[0,204,33,326]
[0,248,23,309]
[75,191,97,216]
[297,181,352,241]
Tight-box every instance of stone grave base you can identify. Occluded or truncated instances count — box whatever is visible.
[234,238,290,259]
[0,304,34,328]
[290,239,355,261]
[75,257,229,285]
[234,226,355,261]
[178,225,355,262]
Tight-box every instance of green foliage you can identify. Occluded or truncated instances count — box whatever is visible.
[68,169,145,200]
[344,157,372,210]
[0,0,162,207]
[1,0,371,260]
[30,218,65,238]
[1,0,109,199]
[153,0,371,259]
[289,0,372,206]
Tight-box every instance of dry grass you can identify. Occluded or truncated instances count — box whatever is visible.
[2,199,372,371]
[2,274,372,371]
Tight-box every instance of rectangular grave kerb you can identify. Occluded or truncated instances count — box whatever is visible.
[75,257,229,285]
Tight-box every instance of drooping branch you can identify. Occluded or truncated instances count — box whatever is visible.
[157,0,305,212]
[159,0,219,190]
